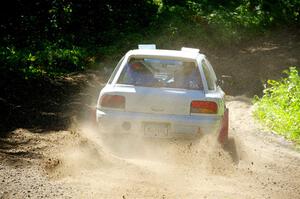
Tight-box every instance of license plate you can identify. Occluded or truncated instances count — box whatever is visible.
[144,123,169,137]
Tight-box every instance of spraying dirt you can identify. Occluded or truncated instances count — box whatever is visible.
[2,97,300,198]
[45,98,300,199]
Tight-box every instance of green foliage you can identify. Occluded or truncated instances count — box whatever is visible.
[1,0,299,77]
[253,67,300,144]
[0,43,89,77]
[0,0,159,48]
[0,0,160,77]
[164,0,300,26]
[160,0,299,43]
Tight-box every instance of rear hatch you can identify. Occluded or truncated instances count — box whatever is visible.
[107,85,206,115]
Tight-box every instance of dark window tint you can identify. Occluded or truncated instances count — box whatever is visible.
[117,57,203,90]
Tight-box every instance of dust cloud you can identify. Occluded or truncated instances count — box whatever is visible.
[41,92,300,198]
[45,118,243,198]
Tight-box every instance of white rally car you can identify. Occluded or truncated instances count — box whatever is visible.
[96,45,228,143]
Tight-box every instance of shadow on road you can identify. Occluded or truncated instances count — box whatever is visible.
[0,70,104,137]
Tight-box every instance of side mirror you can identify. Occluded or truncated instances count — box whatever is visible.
[217,75,232,87]
[217,79,224,86]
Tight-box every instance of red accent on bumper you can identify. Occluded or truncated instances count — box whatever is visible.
[218,108,229,144]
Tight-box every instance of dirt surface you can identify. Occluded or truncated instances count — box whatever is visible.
[1,98,300,199]
[1,28,300,198]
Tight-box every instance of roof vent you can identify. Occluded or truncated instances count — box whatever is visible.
[138,44,156,50]
[181,47,200,53]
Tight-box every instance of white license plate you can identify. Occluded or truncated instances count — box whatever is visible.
[144,123,169,137]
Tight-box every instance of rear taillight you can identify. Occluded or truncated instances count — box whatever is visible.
[100,95,125,109]
[190,101,218,114]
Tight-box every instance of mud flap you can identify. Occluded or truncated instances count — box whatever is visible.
[218,108,229,144]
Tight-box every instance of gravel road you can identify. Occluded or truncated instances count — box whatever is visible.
[1,96,300,199]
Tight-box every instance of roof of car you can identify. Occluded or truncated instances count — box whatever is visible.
[127,49,205,60]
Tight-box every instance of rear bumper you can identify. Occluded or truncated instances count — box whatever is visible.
[96,109,222,137]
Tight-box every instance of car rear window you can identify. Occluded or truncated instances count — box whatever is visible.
[117,57,203,90]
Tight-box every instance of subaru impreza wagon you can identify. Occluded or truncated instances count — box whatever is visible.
[96,45,228,143]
